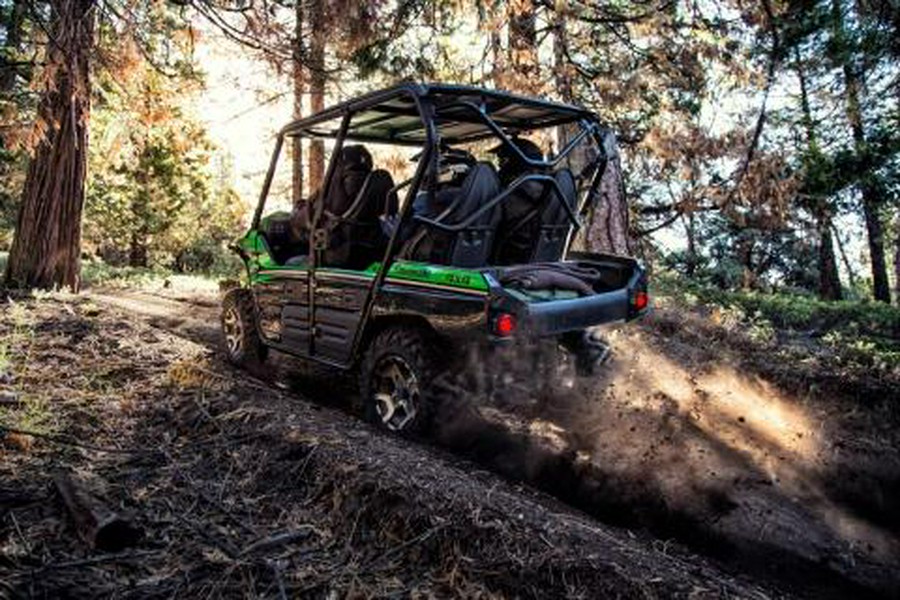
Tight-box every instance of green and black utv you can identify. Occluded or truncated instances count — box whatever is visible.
[222,83,649,433]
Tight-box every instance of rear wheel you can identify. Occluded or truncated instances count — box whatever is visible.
[221,288,268,368]
[359,326,444,435]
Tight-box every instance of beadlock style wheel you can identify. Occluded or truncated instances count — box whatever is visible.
[222,304,244,358]
[359,325,444,435]
[220,288,268,368]
[371,355,421,431]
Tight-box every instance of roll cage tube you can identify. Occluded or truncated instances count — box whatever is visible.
[440,101,599,169]
[252,133,286,230]
[409,101,610,238]
[251,89,435,368]
[250,88,615,263]
[346,95,437,362]
[310,111,352,253]
[411,173,581,232]
[370,97,437,280]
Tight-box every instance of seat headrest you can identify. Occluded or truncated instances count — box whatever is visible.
[324,145,373,217]
[541,168,577,222]
[339,145,373,173]
[447,162,500,224]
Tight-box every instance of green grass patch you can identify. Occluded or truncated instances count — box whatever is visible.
[1,394,57,435]
[81,260,223,293]
[715,291,900,336]
[0,300,55,436]
[653,272,900,371]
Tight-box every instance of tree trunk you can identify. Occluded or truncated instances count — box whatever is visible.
[833,0,890,302]
[490,29,504,88]
[815,209,842,300]
[861,192,890,301]
[684,212,698,277]
[4,0,94,292]
[796,49,841,300]
[894,215,900,306]
[291,0,304,205]
[737,235,755,290]
[553,4,581,160]
[832,224,857,288]
[507,0,539,94]
[553,4,572,103]
[584,132,633,255]
[128,229,148,268]
[306,0,325,193]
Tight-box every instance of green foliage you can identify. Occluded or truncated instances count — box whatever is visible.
[80,259,226,291]
[0,146,24,250]
[84,68,244,274]
[717,291,900,336]
[661,213,820,292]
[655,271,900,371]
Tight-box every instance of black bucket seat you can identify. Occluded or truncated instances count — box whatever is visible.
[401,162,501,267]
[492,168,578,265]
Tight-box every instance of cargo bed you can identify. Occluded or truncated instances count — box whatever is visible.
[485,252,649,337]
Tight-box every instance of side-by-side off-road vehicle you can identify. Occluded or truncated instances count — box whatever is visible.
[222,83,649,433]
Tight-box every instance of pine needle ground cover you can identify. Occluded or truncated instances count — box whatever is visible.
[1,289,898,598]
[0,293,772,599]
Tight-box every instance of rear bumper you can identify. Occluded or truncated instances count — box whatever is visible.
[491,260,649,337]
[522,287,632,335]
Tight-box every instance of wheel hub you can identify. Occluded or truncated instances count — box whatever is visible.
[372,356,419,431]
[223,306,243,356]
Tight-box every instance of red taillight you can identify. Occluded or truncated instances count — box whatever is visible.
[633,291,649,311]
[493,313,517,337]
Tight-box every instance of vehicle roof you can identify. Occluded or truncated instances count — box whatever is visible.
[281,83,597,146]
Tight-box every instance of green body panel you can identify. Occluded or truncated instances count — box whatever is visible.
[369,261,489,293]
[238,229,488,293]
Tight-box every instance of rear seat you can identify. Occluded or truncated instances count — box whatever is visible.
[313,145,402,270]
[324,168,398,269]
[400,162,501,268]
[532,168,577,262]
[491,167,578,265]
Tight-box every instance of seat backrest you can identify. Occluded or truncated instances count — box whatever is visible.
[491,178,549,265]
[532,168,577,262]
[322,145,373,218]
[323,168,396,270]
[261,212,300,265]
[347,169,397,222]
[402,162,501,267]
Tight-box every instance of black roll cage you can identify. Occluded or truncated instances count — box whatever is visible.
[252,83,615,271]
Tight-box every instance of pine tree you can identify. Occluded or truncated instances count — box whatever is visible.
[5,0,94,291]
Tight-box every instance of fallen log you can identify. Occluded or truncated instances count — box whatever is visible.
[53,472,142,552]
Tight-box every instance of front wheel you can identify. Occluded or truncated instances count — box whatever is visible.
[358,326,445,435]
[221,288,268,368]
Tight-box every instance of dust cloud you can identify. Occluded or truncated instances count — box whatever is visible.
[430,325,900,597]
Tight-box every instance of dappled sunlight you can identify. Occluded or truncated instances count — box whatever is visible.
[508,326,900,579]
[603,339,821,469]
[696,369,819,460]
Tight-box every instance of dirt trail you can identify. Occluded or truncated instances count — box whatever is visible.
[1,292,780,598]
[82,287,900,597]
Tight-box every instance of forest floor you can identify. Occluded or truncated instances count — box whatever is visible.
[0,280,898,598]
